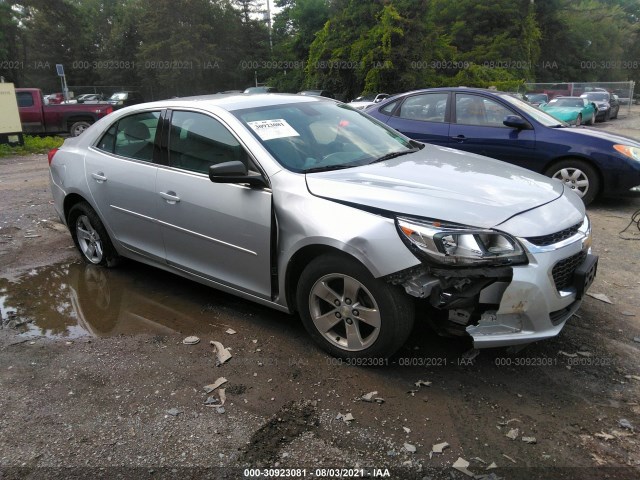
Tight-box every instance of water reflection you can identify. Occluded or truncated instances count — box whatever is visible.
[0,261,281,338]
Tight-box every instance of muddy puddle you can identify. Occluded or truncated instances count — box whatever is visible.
[0,260,292,339]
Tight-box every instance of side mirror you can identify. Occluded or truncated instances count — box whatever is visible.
[209,161,267,188]
[503,115,530,130]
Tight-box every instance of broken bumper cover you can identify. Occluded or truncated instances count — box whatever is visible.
[467,234,597,348]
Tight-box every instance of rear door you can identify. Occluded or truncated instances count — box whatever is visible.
[85,110,165,261]
[384,92,451,145]
[448,93,537,169]
[155,109,273,298]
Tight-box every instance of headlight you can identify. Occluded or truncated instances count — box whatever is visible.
[614,144,640,161]
[397,217,528,267]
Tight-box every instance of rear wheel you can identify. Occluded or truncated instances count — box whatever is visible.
[68,202,120,267]
[70,121,91,137]
[545,159,600,205]
[296,254,414,359]
[586,111,595,125]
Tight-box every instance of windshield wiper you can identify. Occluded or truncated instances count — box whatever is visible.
[369,147,419,164]
[305,164,358,174]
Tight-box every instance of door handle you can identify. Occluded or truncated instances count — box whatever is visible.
[451,135,466,143]
[91,172,107,183]
[159,191,181,204]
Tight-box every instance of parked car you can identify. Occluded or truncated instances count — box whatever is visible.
[244,86,278,94]
[76,93,106,104]
[580,91,619,121]
[366,87,640,204]
[348,93,390,110]
[49,94,598,358]
[46,92,65,105]
[298,89,334,98]
[524,93,548,106]
[107,91,144,109]
[540,96,597,125]
[16,88,114,137]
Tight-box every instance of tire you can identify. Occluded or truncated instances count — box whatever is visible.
[68,201,120,267]
[612,107,619,119]
[586,111,595,125]
[70,121,91,137]
[296,253,414,359]
[604,109,611,122]
[545,159,600,206]
[575,114,582,126]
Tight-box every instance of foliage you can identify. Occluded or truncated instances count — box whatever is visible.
[0,0,638,100]
[0,135,64,157]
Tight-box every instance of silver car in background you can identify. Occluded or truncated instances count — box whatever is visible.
[48,94,598,358]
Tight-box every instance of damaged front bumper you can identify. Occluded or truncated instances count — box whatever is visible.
[393,217,597,348]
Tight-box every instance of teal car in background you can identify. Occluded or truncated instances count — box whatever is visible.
[540,96,597,126]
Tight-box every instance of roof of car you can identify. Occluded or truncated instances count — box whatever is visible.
[131,93,325,112]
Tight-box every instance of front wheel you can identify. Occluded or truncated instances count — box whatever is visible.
[545,159,600,205]
[586,111,595,125]
[68,202,120,267]
[296,254,414,359]
[575,114,582,126]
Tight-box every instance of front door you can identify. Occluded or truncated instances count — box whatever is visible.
[155,110,273,298]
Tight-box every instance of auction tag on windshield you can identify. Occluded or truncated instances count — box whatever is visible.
[247,119,300,141]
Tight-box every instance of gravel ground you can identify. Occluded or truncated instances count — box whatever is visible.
[0,114,639,480]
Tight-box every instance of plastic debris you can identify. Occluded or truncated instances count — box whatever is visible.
[431,442,449,454]
[487,462,498,470]
[361,391,378,402]
[619,419,634,430]
[225,328,236,335]
[558,350,577,358]
[521,436,537,444]
[403,443,416,453]
[452,457,474,476]
[166,408,183,416]
[336,412,354,423]
[461,348,480,361]
[203,377,228,394]
[215,406,225,414]
[586,292,613,304]
[594,432,615,441]
[415,380,432,387]
[402,427,411,434]
[210,340,232,365]
[506,428,519,440]
[182,336,200,345]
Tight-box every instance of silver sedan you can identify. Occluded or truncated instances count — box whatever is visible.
[48,94,598,358]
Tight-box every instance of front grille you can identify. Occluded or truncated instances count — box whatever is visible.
[526,222,582,246]
[552,250,587,291]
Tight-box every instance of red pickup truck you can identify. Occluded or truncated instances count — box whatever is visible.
[16,88,113,137]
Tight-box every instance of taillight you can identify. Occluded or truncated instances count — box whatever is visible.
[48,148,59,166]
[106,106,113,114]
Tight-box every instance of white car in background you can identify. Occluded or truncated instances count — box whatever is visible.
[348,93,389,110]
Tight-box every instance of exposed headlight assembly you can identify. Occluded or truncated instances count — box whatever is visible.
[614,144,640,162]
[397,217,528,267]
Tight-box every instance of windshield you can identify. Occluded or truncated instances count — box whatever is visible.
[500,93,567,127]
[548,98,584,108]
[582,92,609,102]
[233,101,414,173]
[109,92,127,100]
[526,94,547,102]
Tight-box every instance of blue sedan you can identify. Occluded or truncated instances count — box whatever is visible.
[365,87,640,205]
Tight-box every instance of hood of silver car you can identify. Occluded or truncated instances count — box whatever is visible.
[306,144,564,229]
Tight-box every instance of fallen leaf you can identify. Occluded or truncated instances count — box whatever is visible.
[586,292,613,304]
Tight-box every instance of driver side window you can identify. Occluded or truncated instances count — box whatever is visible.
[168,111,250,175]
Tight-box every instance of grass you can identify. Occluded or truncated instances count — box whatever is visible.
[0,135,65,157]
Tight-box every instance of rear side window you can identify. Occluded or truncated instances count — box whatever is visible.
[16,92,34,107]
[97,111,160,161]
[168,111,249,174]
